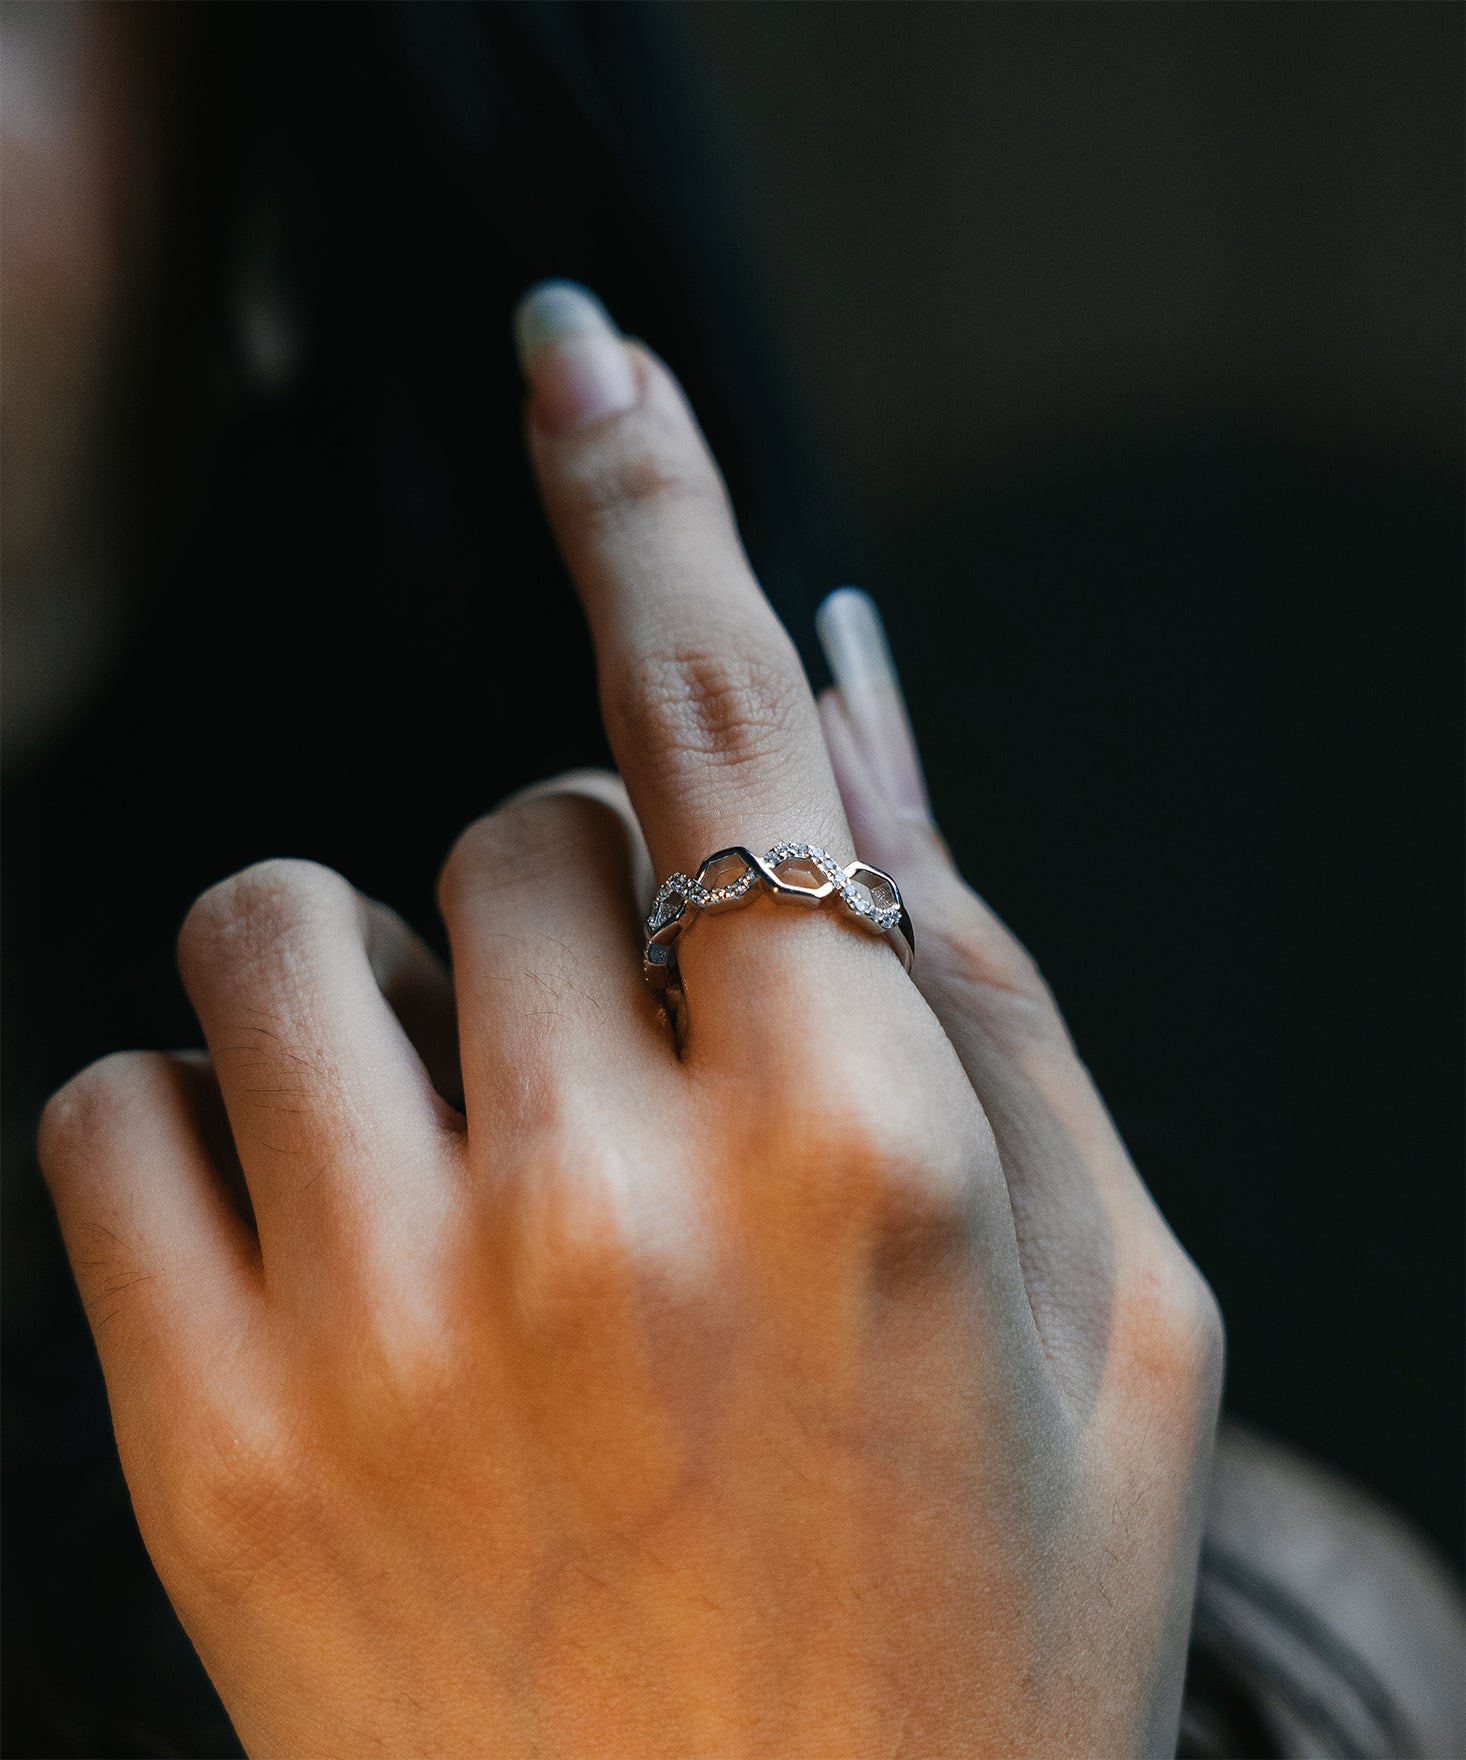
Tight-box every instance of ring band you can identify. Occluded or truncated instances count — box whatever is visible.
[643,842,915,1044]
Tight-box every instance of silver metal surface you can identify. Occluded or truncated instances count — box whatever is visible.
[643,843,914,1045]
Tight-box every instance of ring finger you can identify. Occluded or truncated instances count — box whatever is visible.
[438,771,673,1136]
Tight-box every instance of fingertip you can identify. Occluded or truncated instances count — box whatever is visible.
[514,280,639,436]
[512,280,615,362]
[816,587,932,824]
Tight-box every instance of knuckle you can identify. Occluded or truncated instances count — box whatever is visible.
[565,430,727,535]
[757,1071,984,1259]
[943,903,1049,1009]
[932,896,1070,1054]
[612,637,808,777]
[1188,1272,1227,1374]
[439,789,623,917]
[437,814,504,917]
[520,766,631,818]
[502,1113,716,1316]
[1116,1255,1226,1404]
[38,1050,172,1179]
[508,1155,650,1328]
[179,858,352,975]
[151,1412,315,1590]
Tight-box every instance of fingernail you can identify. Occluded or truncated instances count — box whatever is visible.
[816,587,931,821]
[513,280,638,435]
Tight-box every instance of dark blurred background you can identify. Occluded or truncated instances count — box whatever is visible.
[2,3,1460,1754]
[675,0,1464,1570]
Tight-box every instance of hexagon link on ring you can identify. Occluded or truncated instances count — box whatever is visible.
[643,842,915,1045]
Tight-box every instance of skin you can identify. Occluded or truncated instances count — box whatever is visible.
[40,291,1223,1759]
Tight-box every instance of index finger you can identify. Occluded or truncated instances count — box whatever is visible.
[514,281,848,883]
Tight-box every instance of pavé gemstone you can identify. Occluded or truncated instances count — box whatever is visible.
[648,883,690,930]
[644,842,909,1042]
[840,862,901,929]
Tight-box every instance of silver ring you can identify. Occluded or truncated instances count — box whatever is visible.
[643,842,915,1044]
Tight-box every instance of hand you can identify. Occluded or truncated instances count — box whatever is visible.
[40,282,1222,1759]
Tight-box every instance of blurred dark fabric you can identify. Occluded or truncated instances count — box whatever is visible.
[2,3,1459,1755]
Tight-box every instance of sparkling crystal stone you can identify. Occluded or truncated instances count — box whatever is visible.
[649,888,686,929]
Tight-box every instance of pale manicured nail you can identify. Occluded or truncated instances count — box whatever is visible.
[816,587,931,821]
[513,280,638,435]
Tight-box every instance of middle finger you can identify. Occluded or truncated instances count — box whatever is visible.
[517,282,850,885]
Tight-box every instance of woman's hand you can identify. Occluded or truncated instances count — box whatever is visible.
[40,283,1222,1759]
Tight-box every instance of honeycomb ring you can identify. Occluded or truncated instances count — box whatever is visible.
[642,842,914,1045]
